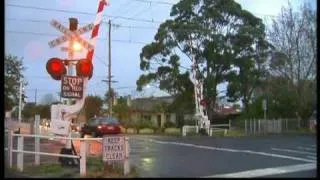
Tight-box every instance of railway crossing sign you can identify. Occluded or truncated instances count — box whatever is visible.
[48,19,94,50]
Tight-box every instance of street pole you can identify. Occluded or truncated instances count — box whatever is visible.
[18,78,23,133]
[108,19,112,119]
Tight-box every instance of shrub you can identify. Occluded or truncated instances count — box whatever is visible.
[164,121,176,128]
[138,119,153,129]
[138,128,154,134]
[164,128,181,134]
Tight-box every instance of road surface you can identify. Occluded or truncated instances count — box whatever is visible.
[5,133,317,178]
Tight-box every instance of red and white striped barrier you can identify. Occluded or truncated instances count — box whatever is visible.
[86,0,109,62]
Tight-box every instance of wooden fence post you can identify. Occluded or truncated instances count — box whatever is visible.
[35,115,40,165]
[80,140,87,177]
[8,130,13,168]
[124,136,130,176]
[17,136,24,172]
[258,119,261,135]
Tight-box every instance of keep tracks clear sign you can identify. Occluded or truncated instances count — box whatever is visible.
[103,135,127,161]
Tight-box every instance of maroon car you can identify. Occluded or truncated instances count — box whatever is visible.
[80,117,121,137]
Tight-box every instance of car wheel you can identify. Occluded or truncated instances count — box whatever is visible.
[91,132,97,137]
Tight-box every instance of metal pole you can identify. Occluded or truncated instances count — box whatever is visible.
[108,20,112,119]
[65,18,78,149]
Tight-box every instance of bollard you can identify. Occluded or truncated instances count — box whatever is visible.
[17,136,24,172]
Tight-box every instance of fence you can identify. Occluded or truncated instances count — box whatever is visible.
[243,118,302,135]
[4,129,129,177]
[182,120,231,136]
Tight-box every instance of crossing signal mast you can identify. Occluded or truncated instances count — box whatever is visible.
[45,0,109,156]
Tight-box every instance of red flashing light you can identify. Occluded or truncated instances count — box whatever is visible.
[76,59,93,78]
[46,58,66,80]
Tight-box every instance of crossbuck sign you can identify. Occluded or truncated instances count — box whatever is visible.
[48,19,94,50]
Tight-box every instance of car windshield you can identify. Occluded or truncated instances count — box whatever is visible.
[97,117,120,125]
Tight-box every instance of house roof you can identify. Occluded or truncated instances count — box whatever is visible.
[131,96,174,112]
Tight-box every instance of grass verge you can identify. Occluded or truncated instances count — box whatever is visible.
[6,157,139,178]
[85,156,139,178]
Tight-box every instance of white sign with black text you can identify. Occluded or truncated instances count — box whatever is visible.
[103,136,127,161]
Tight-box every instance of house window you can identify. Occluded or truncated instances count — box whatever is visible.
[142,115,151,121]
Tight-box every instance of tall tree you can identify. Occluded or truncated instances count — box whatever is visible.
[137,0,271,120]
[5,54,27,111]
[112,96,131,126]
[226,16,273,114]
[83,95,103,120]
[267,2,316,126]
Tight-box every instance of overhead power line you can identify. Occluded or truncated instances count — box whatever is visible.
[132,0,174,5]
[5,30,149,45]
[6,4,163,24]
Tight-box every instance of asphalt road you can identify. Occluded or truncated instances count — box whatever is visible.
[5,133,317,178]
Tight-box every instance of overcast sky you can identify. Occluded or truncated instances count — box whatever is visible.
[5,0,316,104]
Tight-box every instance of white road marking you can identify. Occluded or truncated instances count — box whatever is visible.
[297,146,316,151]
[143,139,316,163]
[307,156,317,160]
[271,148,316,156]
[206,163,316,178]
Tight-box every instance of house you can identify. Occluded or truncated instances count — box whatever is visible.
[128,96,177,128]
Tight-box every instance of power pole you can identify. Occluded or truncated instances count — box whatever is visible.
[35,88,37,104]
[108,19,112,118]
[18,78,23,133]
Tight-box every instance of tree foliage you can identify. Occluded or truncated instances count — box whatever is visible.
[112,96,131,126]
[83,96,103,120]
[137,0,272,120]
[267,2,316,125]
[5,54,27,111]
[22,103,51,120]
[39,93,58,105]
